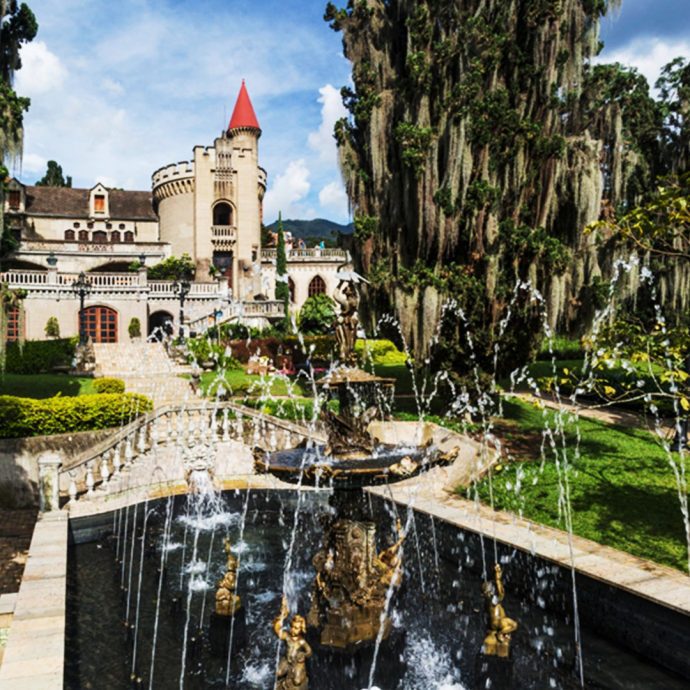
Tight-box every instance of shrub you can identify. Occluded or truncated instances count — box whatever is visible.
[355,339,408,366]
[147,253,195,280]
[0,392,153,439]
[44,317,60,339]
[5,338,77,374]
[298,294,336,335]
[128,317,142,339]
[93,377,126,394]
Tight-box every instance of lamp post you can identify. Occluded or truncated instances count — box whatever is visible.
[71,272,92,345]
[172,278,191,340]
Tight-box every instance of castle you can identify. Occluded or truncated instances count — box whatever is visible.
[1,82,350,342]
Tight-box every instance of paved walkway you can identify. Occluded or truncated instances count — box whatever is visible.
[507,391,675,437]
[93,342,194,408]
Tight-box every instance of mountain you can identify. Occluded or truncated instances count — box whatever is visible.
[266,218,353,241]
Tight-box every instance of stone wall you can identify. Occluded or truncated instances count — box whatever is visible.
[0,429,114,508]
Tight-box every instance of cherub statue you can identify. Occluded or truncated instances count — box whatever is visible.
[273,596,312,690]
[374,519,406,591]
[482,563,518,657]
[215,539,241,617]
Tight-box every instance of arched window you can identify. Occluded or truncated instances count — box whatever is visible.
[124,231,134,242]
[308,275,326,297]
[81,306,118,343]
[213,202,233,226]
[92,230,107,243]
[110,231,121,243]
[288,277,295,303]
[78,230,89,241]
[64,229,75,241]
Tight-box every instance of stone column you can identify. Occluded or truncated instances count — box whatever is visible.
[38,452,62,512]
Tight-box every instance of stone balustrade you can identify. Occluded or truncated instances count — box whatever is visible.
[260,248,350,262]
[187,299,286,331]
[55,402,323,506]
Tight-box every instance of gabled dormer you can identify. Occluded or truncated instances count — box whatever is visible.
[89,183,109,218]
[5,178,25,214]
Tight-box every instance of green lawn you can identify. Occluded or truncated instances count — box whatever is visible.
[0,374,96,398]
[199,369,310,399]
[471,399,690,572]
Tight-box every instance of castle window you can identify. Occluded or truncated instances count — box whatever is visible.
[213,202,233,226]
[124,231,134,242]
[8,190,20,209]
[74,222,80,228]
[87,222,94,229]
[106,222,112,229]
[308,275,326,297]
[92,230,107,243]
[110,230,121,243]
[288,277,295,303]
[119,223,125,230]
[65,229,75,241]
[78,230,89,241]
[94,194,105,213]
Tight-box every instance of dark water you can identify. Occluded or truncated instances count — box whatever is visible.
[65,490,689,690]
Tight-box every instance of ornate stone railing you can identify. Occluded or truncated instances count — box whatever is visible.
[0,270,225,302]
[261,248,350,262]
[187,299,286,332]
[211,225,237,240]
[55,401,324,505]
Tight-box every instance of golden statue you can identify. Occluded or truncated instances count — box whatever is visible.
[373,519,405,590]
[215,539,241,617]
[273,596,312,690]
[333,279,359,366]
[482,563,518,658]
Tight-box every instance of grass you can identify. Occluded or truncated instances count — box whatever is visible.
[471,399,689,572]
[199,369,310,399]
[0,373,96,398]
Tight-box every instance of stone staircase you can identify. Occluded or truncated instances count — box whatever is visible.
[93,342,194,408]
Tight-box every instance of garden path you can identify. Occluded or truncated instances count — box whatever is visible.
[93,342,194,408]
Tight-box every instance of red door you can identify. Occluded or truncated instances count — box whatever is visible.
[82,306,118,343]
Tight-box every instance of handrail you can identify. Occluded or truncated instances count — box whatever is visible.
[59,400,323,476]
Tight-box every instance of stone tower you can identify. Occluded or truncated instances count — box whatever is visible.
[153,81,267,296]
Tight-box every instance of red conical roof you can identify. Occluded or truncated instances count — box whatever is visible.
[228,80,260,132]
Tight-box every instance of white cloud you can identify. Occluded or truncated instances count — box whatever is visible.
[596,37,690,91]
[318,180,348,216]
[102,78,125,96]
[15,41,67,95]
[263,159,311,220]
[18,153,47,174]
[307,84,347,164]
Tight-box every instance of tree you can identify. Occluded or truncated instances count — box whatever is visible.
[44,316,60,338]
[147,253,195,281]
[0,2,37,265]
[274,212,290,326]
[298,294,336,335]
[35,160,72,187]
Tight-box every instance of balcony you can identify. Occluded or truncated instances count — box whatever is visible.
[211,225,237,250]
[260,248,349,263]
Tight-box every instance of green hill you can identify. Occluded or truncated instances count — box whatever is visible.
[266,218,353,242]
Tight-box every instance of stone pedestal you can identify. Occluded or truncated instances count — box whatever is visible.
[38,452,62,512]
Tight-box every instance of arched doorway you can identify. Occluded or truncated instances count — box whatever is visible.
[82,306,118,343]
[148,310,174,340]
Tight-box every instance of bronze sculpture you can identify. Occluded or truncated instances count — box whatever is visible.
[273,596,312,690]
[215,539,241,617]
[482,563,518,657]
[333,278,360,366]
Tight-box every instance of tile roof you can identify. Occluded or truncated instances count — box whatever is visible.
[23,186,157,221]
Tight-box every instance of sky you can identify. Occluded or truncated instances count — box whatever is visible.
[11,0,690,226]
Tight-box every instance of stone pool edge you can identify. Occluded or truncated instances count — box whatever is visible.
[0,510,67,690]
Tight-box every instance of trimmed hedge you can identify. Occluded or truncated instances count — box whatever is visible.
[5,338,78,374]
[0,392,153,438]
[93,377,126,394]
